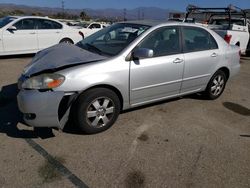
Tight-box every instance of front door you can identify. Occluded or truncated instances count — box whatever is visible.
[3,18,38,53]
[130,26,184,106]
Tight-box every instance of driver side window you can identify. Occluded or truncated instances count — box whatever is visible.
[138,26,181,57]
[13,19,36,30]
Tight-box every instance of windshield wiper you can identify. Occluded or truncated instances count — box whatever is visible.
[85,43,103,55]
[76,42,112,56]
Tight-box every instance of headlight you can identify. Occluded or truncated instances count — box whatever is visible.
[22,74,65,89]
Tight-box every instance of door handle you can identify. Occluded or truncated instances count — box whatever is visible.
[211,53,217,57]
[173,58,184,64]
[29,32,36,34]
[55,31,60,34]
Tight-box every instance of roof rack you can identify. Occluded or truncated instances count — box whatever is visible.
[185,4,247,27]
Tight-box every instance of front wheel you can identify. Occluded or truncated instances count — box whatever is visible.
[74,88,121,134]
[204,70,227,100]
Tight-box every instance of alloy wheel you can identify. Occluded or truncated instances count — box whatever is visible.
[210,75,225,96]
[86,97,115,128]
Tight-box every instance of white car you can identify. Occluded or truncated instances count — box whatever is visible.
[0,16,83,56]
[80,22,110,38]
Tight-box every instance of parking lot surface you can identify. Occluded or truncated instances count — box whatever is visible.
[0,55,250,188]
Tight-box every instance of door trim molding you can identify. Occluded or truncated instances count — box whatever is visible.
[132,79,182,91]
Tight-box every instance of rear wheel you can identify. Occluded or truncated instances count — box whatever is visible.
[204,70,227,100]
[74,88,121,134]
[59,38,73,44]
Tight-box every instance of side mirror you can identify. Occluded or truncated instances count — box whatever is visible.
[133,48,154,59]
[7,26,17,31]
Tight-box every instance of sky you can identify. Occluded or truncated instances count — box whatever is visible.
[0,0,249,10]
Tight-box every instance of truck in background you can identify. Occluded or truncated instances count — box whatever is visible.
[185,5,250,55]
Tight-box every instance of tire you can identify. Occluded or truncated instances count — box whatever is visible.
[204,70,227,100]
[59,38,73,44]
[74,88,121,134]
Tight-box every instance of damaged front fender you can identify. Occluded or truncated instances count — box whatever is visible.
[17,90,77,129]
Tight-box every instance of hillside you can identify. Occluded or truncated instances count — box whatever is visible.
[0,3,179,20]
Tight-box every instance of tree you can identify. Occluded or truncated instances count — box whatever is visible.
[11,9,25,15]
[80,10,90,21]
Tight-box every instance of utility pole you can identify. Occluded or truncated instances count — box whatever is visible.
[142,9,144,20]
[62,0,65,18]
[123,8,127,21]
[138,9,140,20]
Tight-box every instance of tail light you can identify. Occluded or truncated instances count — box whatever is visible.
[224,34,232,44]
[79,31,84,39]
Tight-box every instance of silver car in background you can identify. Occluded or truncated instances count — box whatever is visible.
[17,21,240,134]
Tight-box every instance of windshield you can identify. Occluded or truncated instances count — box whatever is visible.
[76,23,150,56]
[0,16,16,28]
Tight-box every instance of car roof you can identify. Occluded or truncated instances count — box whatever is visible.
[119,20,166,26]
[6,15,59,21]
[119,20,203,28]
[5,15,67,26]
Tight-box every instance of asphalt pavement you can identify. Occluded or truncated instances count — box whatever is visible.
[0,55,249,188]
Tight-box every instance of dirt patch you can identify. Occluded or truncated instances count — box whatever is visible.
[0,175,5,187]
[125,170,145,188]
[158,107,168,113]
[38,156,65,183]
[223,102,250,116]
[137,133,149,141]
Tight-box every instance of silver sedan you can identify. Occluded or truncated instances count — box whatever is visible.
[17,21,240,134]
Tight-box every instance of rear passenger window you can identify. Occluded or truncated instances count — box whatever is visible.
[138,27,181,57]
[37,19,62,29]
[182,27,218,53]
[89,24,101,29]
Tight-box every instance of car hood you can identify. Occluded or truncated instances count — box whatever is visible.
[23,43,107,77]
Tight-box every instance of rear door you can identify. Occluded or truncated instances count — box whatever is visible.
[181,26,221,93]
[0,29,3,53]
[3,18,38,53]
[36,19,63,50]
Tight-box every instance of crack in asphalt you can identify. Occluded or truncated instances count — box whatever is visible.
[186,146,203,188]
[25,139,89,188]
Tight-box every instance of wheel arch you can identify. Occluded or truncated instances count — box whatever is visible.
[78,84,124,110]
[217,67,230,80]
[235,41,240,47]
[59,38,74,44]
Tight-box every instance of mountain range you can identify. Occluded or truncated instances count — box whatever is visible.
[0,3,180,20]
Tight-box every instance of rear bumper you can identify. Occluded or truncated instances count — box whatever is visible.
[17,90,67,128]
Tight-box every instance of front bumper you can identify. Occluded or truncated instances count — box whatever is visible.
[17,90,68,128]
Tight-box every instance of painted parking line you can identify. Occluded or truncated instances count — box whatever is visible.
[25,139,89,188]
